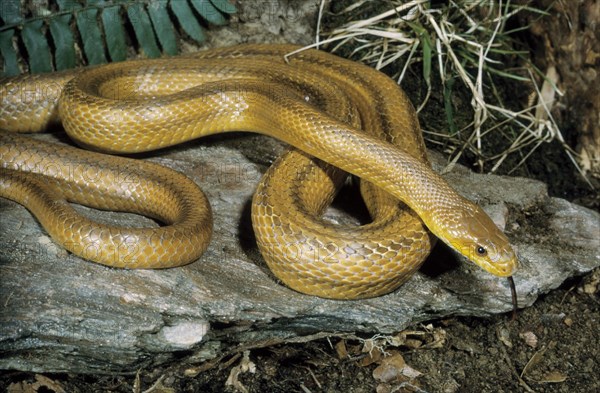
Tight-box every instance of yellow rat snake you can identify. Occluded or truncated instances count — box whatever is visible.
[0,44,517,300]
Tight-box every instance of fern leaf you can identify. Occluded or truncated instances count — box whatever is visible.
[102,5,128,62]
[22,20,53,73]
[191,0,227,27]
[0,0,22,25]
[48,14,77,70]
[210,0,237,15]
[0,0,22,76]
[74,2,108,65]
[0,0,237,76]
[170,0,206,43]
[0,30,19,76]
[148,0,178,56]
[127,3,161,58]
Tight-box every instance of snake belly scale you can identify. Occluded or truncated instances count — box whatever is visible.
[0,44,517,299]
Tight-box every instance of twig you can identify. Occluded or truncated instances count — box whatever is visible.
[498,339,535,392]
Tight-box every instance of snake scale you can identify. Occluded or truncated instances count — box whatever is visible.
[0,44,517,299]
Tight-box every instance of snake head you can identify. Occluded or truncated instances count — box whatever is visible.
[434,204,517,277]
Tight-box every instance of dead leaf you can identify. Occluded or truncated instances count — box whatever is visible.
[521,345,547,378]
[583,282,598,294]
[358,347,383,367]
[428,327,447,348]
[375,383,392,393]
[388,333,406,347]
[404,339,422,349]
[519,332,538,348]
[7,381,35,393]
[580,268,599,294]
[7,374,65,393]
[362,338,376,354]
[372,353,406,383]
[401,364,423,379]
[539,371,568,383]
[335,340,348,359]
[497,326,513,348]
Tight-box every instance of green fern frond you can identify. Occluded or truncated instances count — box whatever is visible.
[0,0,237,76]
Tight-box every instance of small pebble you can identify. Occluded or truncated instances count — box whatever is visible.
[564,317,573,327]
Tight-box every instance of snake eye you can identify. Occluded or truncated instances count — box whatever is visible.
[476,246,487,256]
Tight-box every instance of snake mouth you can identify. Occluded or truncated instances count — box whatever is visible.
[477,250,517,277]
[489,262,517,277]
[487,248,518,277]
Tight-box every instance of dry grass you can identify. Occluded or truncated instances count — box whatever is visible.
[306,0,590,184]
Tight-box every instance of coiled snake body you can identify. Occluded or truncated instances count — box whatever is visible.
[0,44,517,299]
